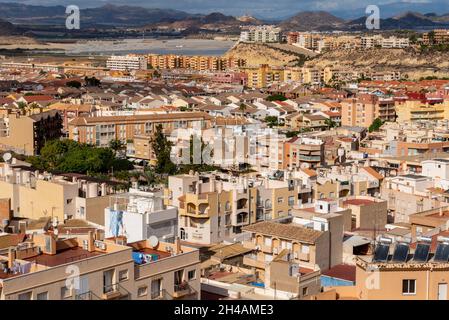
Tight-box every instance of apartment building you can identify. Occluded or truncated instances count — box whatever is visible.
[360,35,409,49]
[104,189,178,243]
[241,219,335,277]
[241,64,285,88]
[313,165,384,201]
[0,163,124,224]
[0,232,200,300]
[168,174,256,245]
[283,136,325,170]
[341,94,396,127]
[106,55,147,71]
[0,109,62,155]
[147,54,246,71]
[239,25,281,43]
[68,112,212,147]
[423,29,449,45]
[381,174,441,223]
[167,172,307,245]
[396,100,449,123]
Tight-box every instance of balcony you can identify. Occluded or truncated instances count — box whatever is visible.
[173,282,192,298]
[298,155,321,162]
[102,283,130,300]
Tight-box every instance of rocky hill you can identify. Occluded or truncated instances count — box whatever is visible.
[306,48,449,80]
[224,42,316,67]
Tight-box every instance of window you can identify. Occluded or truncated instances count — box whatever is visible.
[151,279,162,299]
[18,291,32,300]
[301,245,310,254]
[188,270,196,281]
[36,291,48,300]
[288,196,295,206]
[138,286,148,297]
[277,197,284,203]
[61,287,71,299]
[302,287,308,296]
[66,199,73,204]
[402,279,416,295]
[264,236,272,247]
[119,269,129,282]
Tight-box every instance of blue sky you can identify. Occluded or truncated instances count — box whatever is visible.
[0,0,447,19]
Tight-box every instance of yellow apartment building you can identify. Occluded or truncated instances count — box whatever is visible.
[68,112,212,147]
[0,109,62,155]
[395,100,449,123]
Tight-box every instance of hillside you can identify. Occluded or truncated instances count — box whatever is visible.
[306,48,449,80]
[224,42,316,67]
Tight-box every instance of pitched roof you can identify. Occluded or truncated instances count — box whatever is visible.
[302,168,317,177]
[242,221,323,244]
[361,167,384,180]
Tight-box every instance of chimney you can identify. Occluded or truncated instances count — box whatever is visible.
[175,236,182,254]
[87,231,95,252]
[8,247,16,268]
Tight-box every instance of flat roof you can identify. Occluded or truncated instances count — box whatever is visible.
[343,199,375,206]
[24,247,103,267]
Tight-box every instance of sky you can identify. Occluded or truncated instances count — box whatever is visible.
[0,0,448,19]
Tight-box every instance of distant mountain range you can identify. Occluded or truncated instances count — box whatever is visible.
[0,3,448,35]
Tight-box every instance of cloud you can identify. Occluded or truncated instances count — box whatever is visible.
[0,0,448,18]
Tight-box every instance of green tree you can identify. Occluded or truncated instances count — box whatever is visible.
[265,116,279,128]
[266,94,287,102]
[325,118,338,128]
[369,118,383,133]
[109,139,126,157]
[151,124,177,175]
[28,139,132,174]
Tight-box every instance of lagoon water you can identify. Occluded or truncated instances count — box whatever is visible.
[65,38,236,56]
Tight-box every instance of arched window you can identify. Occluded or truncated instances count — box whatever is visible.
[265,199,272,209]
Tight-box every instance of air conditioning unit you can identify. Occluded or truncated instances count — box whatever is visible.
[100,243,107,250]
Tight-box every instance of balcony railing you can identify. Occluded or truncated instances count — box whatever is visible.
[75,291,101,300]
[173,282,192,298]
[102,283,130,300]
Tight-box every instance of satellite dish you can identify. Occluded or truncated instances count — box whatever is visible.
[2,153,12,163]
[149,235,159,248]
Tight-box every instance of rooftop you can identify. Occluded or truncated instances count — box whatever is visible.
[242,221,323,244]
[23,246,102,267]
[343,199,375,206]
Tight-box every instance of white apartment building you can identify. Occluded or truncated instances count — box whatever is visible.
[105,188,178,243]
[106,55,148,71]
[240,25,281,43]
[422,158,449,189]
[360,35,409,49]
